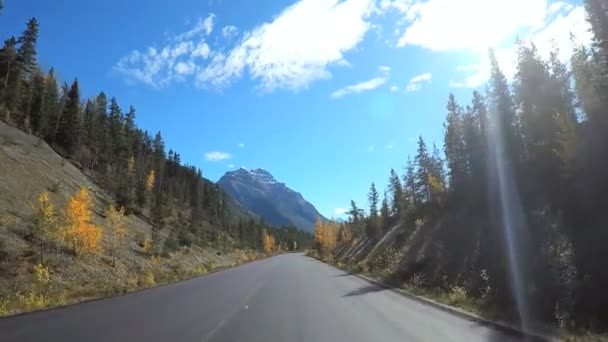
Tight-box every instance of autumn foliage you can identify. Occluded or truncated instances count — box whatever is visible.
[106,204,127,264]
[64,187,102,256]
[262,229,276,255]
[314,218,337,257]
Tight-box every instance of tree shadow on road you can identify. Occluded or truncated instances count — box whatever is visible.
[342,284,388,297]
[333,273,352,277]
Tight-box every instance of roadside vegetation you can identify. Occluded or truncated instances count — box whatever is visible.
[0,4,311,316]
[313,1,608,339]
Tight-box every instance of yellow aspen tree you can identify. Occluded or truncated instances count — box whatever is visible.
[262,229,276,255]
[315,218,337,257]
[34,192,57,262]
[106,204,127,265]
[64,187,102,256]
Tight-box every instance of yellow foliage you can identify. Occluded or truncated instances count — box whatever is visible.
[427,174,444,195]
[64,187,102,256]
[16,291,50,311]
[106,204,127,260]
[314,218,337,256]
[262,230,276,255]
[145,170,156,192]
[143,238,155,255]
[127,156,136,177]
[193,265,207,276]
[37,192,59,240]
[142,271,156,287]
[150,255,162,266]
[34,264,50,286]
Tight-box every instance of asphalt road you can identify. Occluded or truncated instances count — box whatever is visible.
[0,253,536,342]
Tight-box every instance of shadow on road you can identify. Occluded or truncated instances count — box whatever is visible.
[333,273,352,277]
[342,284,388,297]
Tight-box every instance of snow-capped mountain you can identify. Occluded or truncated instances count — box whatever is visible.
[217,168,326,232]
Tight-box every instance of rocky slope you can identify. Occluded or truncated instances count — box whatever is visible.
[218,168,326,231]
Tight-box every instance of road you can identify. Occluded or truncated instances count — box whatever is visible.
[0,253,538,342]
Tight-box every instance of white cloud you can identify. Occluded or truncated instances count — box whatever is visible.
[390,85,398,92]
[237,143,245,148]
[203,14,216,35]
[378,65,391,74]
[396,0,547,51]
[405,72,431,92]
[331,76,387,98]
[192,41,211,59]
[204,151,232,162]
[175,13,216,41]
[198,0,376,91]
[384,144,394,149]
[227,164,235,168]
[175,61,196,75]
[367,145,376,152]
[450,5,592,88]
[115,14,215,88]
[222,25,239,39]
[334,208,348,216]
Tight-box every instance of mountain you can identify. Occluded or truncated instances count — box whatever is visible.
[218,168,326,232]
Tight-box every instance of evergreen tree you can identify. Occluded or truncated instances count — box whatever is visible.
[380,191,390,229]
[40,68,59,140]
[388,168,403,216]
[368,182,379,218]
[17,18,39,76]
[56,79,81,155]
[488,49,522,167]
[403,156,418,207]
[444,93,467,191]
[27,70,45,134]
[414,136,431,202]
[0,37,19,112]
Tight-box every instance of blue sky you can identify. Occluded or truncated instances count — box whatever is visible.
[3,0,591,219]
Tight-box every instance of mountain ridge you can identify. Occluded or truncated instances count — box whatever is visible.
[218,168,326,232]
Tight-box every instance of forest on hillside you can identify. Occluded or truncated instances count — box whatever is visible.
[315,0,608,333]
[0,7,312,256]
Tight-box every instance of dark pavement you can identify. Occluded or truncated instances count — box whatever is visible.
[0,253,534,341]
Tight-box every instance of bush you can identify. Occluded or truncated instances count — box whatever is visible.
[141,271,155,287]
[447,286,468,306]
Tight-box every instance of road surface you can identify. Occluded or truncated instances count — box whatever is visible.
[0,253,538,342]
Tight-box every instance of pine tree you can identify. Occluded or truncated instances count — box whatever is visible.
[444,93,467,190]
[28,70,45,134]
[388,168,403,216]
[368,182,379,218]
[40,69,59,140]
[347,200,364,224]
[414,136,431,202]
[108,97,124,156]
[403,156,418,207]
[17,18,39,77]
[0,37,19,112]
[488,49,522,167]
[56,79,81,155]
[380,191,390,229]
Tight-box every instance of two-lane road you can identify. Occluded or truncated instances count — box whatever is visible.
[0,253,536,341]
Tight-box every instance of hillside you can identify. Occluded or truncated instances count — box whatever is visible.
[0,120,269,314]
[218,168,326,231]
